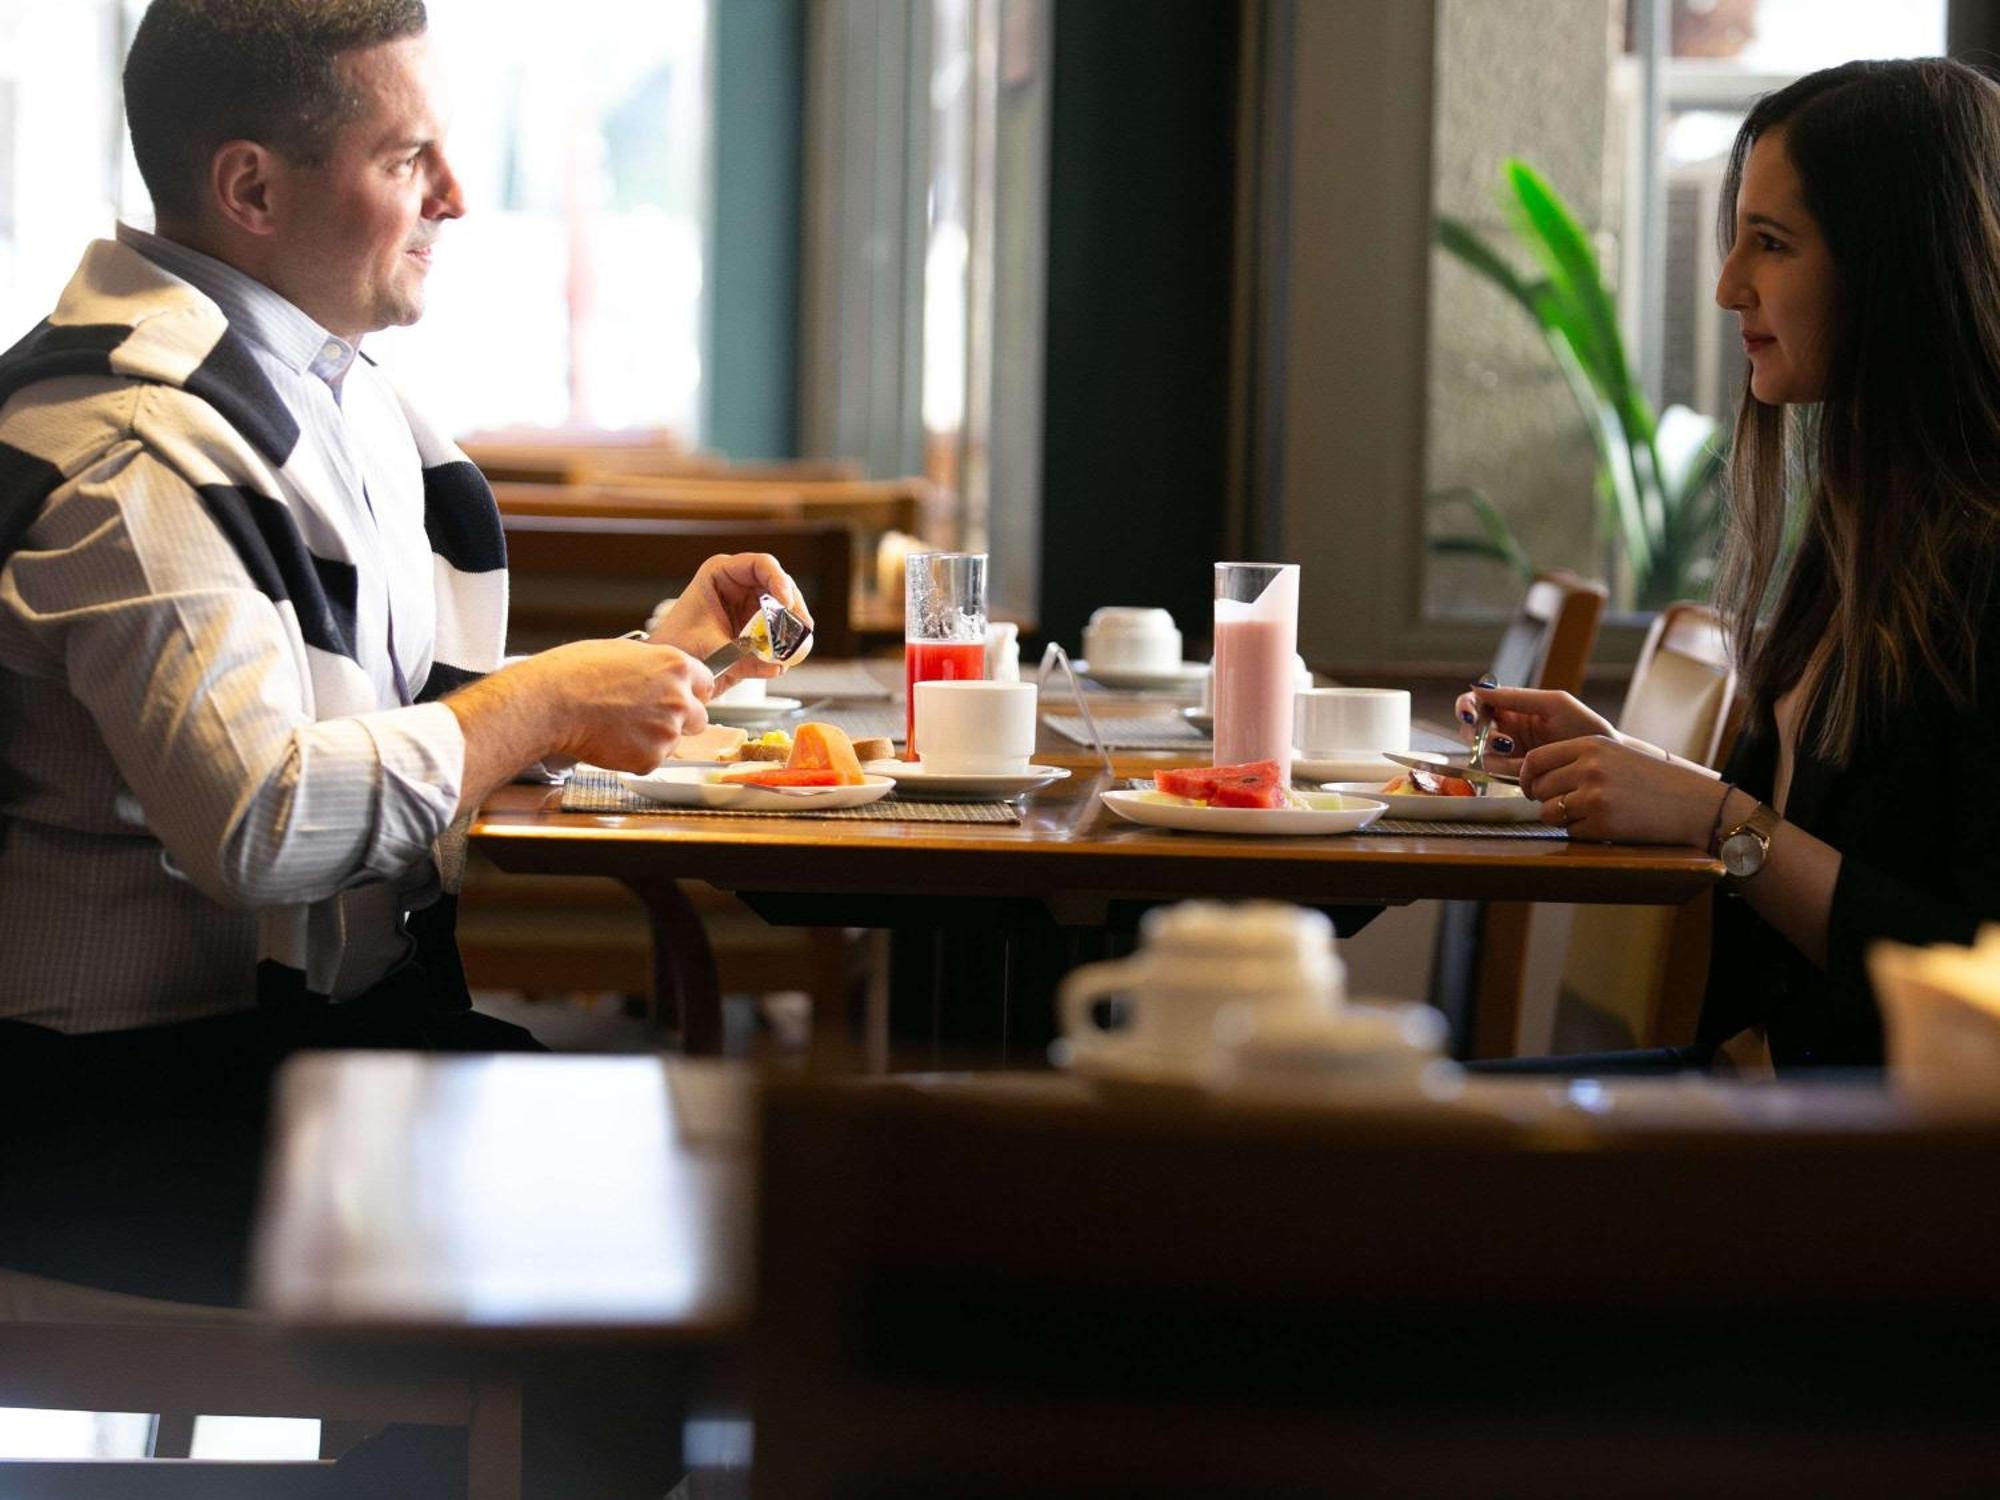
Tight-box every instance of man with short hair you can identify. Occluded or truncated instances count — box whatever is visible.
[0,0,803,1303]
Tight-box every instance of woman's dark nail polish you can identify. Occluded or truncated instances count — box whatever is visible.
[1459,708,1477,724]
[1490,734,1515,754]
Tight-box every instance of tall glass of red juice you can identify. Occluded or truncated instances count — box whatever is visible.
[904,552,988,757]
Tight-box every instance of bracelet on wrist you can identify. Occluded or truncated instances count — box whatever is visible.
[1706,782,1736,857]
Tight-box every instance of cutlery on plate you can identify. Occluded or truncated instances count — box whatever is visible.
[1382,751,1521,788]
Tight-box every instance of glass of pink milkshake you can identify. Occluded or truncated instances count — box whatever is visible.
[1212,562,1300,782]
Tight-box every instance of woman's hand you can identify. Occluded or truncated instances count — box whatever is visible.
[1454,684,1616,769]
[647,553,814,686]
[1518,735,1730,845]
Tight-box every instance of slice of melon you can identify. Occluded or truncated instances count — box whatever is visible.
[1154,760,1284,809]
[788,722,867,785]
[718,766,843,787]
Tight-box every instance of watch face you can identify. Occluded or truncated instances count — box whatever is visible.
[1722,830,1762,878]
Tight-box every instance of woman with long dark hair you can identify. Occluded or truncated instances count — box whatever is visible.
[1463,57,2000,1070]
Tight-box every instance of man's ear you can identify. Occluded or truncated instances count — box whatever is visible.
[208,140,283,237]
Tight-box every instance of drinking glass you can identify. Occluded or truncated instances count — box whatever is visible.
[1212,561,1299,780]
[904,551,987,755]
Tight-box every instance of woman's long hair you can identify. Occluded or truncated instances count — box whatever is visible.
[1716,58,2000,763]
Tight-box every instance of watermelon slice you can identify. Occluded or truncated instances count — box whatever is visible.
[1153,760,1285,809]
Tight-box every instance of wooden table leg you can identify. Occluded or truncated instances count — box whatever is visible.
[624,879,723,1056]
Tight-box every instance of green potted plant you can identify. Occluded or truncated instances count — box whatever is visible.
[1432,158,1726,610]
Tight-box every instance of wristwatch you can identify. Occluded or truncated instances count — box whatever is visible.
[1719,801,1782,882]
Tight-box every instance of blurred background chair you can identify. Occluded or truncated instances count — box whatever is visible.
[1429,570,1608,1058]
[454,513,862,1052]
[1545,601,1740,1053]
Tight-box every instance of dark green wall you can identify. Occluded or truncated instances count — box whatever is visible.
[704,0,804,460]
[1037,0,1240,653]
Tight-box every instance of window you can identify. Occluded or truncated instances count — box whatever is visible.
[1422,0,1947,620]
[0,0,711,443]
[369,0,711,439]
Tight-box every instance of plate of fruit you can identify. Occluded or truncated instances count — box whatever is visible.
[1099,760,1386,835]
[622,723,894,811]
[1323,766,1543,823]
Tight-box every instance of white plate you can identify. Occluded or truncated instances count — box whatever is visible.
[1324,781,1544,823]
[1100,788,1386,836]
[1291,750,1444,783]
[620,765,895,811]
[704,695,804,727]
[864,759,1071,800]
[1074,659,1211,692]
[1180,706,1214,735]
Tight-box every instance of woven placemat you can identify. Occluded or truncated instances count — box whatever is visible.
[806,704,907,743]
[1355,818,1567,839]
[561,767,1019,823]
[1047,712,1207,751]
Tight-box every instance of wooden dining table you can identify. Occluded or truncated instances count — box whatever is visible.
[468,672,1723,1055]
[251,1053,2000,1494]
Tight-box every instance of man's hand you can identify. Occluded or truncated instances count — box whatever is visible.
[446,638,715,815]
[648,552,814,687]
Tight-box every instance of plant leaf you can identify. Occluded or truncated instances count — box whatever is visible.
[1503,158,1657,448]
[1426,487,1536,581]
[1435,217,1545,322]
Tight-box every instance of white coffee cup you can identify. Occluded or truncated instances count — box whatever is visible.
[914,679,1038,774]
[713,675,768,705]
[1059,901,1342,1069]
[1293,687,1410,755]
[1082,607,1182,673]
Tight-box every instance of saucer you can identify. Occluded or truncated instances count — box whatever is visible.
[1074,659,1210,693]
[705,695,804,727]
[1060,1038,1210,1105]
[865,760,1071,801]
[1290,750,1443,783]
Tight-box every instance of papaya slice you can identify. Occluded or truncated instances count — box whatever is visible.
[718,766,843,787]
[788,721,867,785]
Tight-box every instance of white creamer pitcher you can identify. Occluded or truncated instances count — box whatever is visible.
[1059,901,1342,1069]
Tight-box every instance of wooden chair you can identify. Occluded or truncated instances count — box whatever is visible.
[497,512,855,657]
[457,514,859,1051]
[1430,570,1608,1058]
[460,427,861,487]
[1548,602,1739,1052]
[0,1272,517,1496]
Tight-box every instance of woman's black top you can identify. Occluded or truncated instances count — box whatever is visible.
[1697,610,2000,1069]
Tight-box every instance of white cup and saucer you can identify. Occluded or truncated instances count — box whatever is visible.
[1079,607,1205,692]
[1287,687,1439,782]
[867,680,1070,800]
[1057,898,1456,1105]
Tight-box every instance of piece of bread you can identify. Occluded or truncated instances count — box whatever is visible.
[670,724,748,762]
[849,736,894,762]
[728,731,795,763]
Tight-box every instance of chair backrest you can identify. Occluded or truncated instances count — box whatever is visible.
[1554,601,1739,1053]
[754,1079,2000,1498]
[500,512,855,657]
[1489,569,1608,693]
